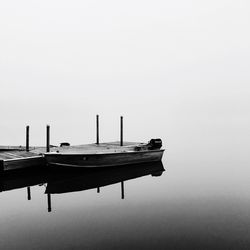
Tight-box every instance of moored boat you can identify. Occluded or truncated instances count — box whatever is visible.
[44,139,164,168]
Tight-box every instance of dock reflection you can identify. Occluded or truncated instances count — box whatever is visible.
[0,162,165,212]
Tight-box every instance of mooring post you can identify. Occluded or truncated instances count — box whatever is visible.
[121,181,124,199]
[27,187,31,200]
[46,125,50,153]
[96,115,99,145]
[47,193,51,212]
[120,116,123,146]
[26,125,29,152]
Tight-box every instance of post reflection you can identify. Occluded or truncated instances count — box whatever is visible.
[27,187,31,200]
[121,182,124,200]
[47,193,51,212]
[0,161,165,213]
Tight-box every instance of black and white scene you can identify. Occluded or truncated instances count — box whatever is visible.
[0,1,250,249]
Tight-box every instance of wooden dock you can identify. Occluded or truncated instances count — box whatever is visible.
[0,149,45,172]
[0,117,156,172]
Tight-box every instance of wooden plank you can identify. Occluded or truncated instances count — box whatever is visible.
[0,151,39,160]
[0,146,25,151]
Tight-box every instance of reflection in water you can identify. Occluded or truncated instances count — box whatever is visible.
[0,161,165,213]
[27,187,31,200]
[121,181,124,199]
[47,193,52,213]
[1,159,250,249]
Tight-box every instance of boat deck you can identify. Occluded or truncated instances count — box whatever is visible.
[39,142,144,155]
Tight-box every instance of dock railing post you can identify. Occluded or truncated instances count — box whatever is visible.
[96,115,99,145]
[26,125,29,152]
[46,125,50,153]
[27,187,31,200]
[120,116,123,146]
[47,193,51,212]
[121,181,124,199]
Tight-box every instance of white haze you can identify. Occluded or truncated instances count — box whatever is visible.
[0,0,249,170]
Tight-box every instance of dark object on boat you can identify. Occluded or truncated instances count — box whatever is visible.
[60,142,70,147]
[134,138,162,151]
[147,139,162,150]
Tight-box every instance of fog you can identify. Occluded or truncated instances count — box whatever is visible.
[0,0,249,158]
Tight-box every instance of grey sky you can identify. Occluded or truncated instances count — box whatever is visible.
[0,1,249,148]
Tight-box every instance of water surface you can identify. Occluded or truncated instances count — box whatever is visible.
[0,151,250,250]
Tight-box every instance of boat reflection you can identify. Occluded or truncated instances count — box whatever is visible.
[0,162,165,212]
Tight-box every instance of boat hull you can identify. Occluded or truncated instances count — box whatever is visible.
[45,161,165,194]
[45,150,164,168]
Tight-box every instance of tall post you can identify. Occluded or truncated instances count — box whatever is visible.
[27,187,31,200]
[120,116,123,146]
[47,193,51,212]
[96,115,99,145]
[46,125,50,153]
[26,125,29,152]
[121,181,124,199]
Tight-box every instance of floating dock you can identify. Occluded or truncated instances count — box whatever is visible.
[0,116,163,172]
[0,149,45,172]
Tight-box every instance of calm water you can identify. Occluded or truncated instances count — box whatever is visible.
[1,148,250,250]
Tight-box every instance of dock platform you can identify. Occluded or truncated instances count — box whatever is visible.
[0,149,45,172]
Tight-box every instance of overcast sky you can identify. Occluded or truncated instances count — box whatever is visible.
[0,1,249,149]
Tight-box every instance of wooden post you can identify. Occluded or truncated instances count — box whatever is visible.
[121,181,124,199]
[120,116,123,146]
[26,125,29,152]
[27,187,31,200]
[46,125,50,153]
[96,115,99,145]
[47,193,51,212]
